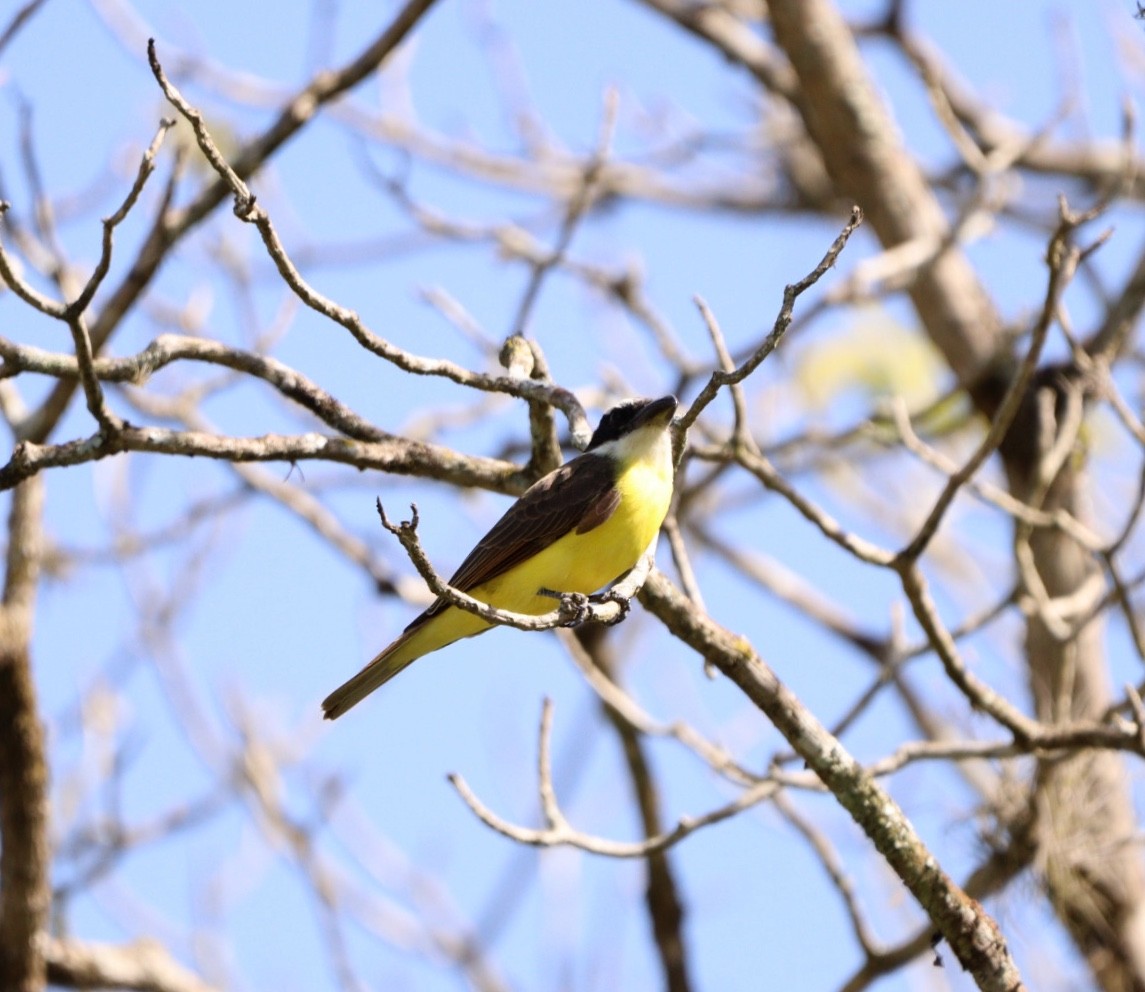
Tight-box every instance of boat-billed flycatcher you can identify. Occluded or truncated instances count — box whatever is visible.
[322,394,678,719]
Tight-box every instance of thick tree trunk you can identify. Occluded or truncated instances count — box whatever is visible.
[763,0,1145,985]
[0,479,48,992]
[1022,466,1145,991]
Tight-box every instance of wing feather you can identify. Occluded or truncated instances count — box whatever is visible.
[405,453,617,631]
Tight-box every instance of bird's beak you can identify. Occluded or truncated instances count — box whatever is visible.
[631,395,678,429]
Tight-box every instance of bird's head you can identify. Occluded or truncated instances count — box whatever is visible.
[586,395,678,452]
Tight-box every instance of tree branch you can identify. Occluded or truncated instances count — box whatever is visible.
[637,568,1027,991]
[0,479,47,992]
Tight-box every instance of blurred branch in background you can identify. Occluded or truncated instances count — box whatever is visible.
[3,1,1145,990]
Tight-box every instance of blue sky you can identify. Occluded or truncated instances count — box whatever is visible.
[4,1,1144,990]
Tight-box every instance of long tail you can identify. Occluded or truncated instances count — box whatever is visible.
[322,629,421,720]
[322,607,487,719]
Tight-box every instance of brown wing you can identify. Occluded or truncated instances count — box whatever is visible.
[405,452,618,631]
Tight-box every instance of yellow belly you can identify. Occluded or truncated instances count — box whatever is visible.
[328,442,677,710]
[485,457,671,611]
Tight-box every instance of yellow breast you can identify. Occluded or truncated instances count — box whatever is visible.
[472,432,675,615]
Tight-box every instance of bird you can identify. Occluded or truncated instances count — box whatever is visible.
[322,395,678,719]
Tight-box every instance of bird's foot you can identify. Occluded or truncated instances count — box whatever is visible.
[539,588,630,627]
[556,591,592,627]
[539,587,593,627]
[591,588,631,626]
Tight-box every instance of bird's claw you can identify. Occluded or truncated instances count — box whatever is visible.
[557,591,592,627]
[542,587,631,627]
[591,589,631,626]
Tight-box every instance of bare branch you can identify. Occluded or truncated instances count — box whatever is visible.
[508,88,619,338]
[376,501,649,631]
[45,936,218,992]
[637,568,1027,991]
[890,397,1102,550]
[0,333,399,443]
[895,206,1084,564]
[774,791,880,957]
[0,0,48,61]
[449,700,782,857]
[147,39,593,450]
[679,206,863,433]
[557,628,759,786]
[0,480,47,991]
[20,0,444,448]
[67,120,174,318]
[0,426,523,494]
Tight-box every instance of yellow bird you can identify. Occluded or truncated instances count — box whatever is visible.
[322,395,678,719]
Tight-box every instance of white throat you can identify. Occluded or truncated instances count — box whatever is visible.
[593,423,673,471]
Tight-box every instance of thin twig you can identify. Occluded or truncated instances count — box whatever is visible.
[679,206,863,433]
[895,204,1084,564]
[147,39,594,451]
[376,500,650,631]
